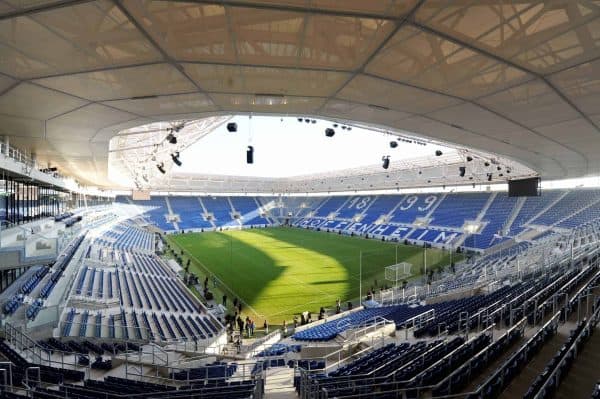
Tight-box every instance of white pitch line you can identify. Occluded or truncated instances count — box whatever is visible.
[177,246,265,319]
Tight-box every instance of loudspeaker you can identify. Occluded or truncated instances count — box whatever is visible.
[246,146,254,164]
[227,122,238,132]
[382,156,390,169]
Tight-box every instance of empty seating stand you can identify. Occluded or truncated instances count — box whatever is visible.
[116,189,600,251]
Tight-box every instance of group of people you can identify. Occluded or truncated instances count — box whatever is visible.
[227,315,257,339]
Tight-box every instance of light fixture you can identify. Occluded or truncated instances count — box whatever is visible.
[226,122,238,132]
[165,133,177,144]
[325,128,335,137]
[171,152,182,166]
[297,117,303,122]
[459,166,466,177]
[390,141,398,148]
[466,156,473,162]
[246,146,254,164]
[382,156,390,169]
[435,150,443,156]
[487,173,493,182]
[484,161,490,167]
[156,163,166,174]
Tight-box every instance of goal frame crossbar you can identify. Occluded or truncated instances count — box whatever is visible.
[385,262,412,285]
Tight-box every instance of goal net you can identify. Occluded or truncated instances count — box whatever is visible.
[385,262,412,285]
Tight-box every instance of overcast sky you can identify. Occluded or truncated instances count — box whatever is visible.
[178,116,449,177]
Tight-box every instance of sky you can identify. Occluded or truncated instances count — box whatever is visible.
[178,116,448,177]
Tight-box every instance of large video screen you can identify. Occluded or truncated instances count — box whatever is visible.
[508,177,541,197]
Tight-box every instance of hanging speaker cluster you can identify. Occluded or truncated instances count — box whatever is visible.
[246,146,254,164]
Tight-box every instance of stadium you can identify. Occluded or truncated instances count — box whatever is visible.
[0,1,599,398]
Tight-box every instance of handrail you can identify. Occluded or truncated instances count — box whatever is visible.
[533,300,600,398]
[433,319,525,392]
[472,310,561,395]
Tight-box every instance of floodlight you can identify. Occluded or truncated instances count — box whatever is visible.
[171,152,182,166]
[227,122,238,132]
[382,156,390,169]
[165,133,177,144]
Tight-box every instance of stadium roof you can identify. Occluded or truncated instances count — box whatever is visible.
[0,0,599,188]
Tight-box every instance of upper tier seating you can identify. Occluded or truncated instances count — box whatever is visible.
[336,196,377,219]
[230,197,269,225]
[169,196,212,230]
[507,190,563,236]
[202,197,235,227]
[531,190,599,227]
[464,194,517,249]
[359,196,403,224]
[389,194,442,224]
[313,196,349,218]
[116,189,600,250]
[117,196,174,231]
[430,193,490,228]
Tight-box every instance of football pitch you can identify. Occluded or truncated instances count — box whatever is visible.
[167,227,456,324]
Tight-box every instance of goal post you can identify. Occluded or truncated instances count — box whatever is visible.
[385,262,412,287]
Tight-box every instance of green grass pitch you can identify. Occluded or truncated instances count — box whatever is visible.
[167,227,456,324]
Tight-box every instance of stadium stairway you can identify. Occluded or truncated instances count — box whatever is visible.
[197,197,216,229]
[264,367,296,399]
[164,197,179,231]
[525,190,570,226]
[553,325,600,399]
[497,275,600,399]
[424,192,447,220]
[476,192,498,222]
[498,332,566,398]
[502,197,526,235]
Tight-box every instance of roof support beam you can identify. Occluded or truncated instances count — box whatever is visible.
[409,19,600,135]
[111,0,223,112]
[317,0,427,114]
[0,0,94,21]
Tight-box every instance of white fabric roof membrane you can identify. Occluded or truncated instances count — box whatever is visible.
[0,0,598,187]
